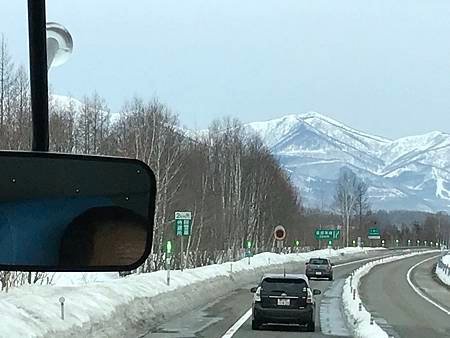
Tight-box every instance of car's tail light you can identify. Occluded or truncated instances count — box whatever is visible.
[254,287,261,302]
[306,288,313,304]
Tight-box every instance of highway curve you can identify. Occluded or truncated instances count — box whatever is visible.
[360,252,450,338]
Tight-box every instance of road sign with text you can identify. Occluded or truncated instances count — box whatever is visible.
[315,229,340,240]
[175,211,192,236]
[368,228,380,240]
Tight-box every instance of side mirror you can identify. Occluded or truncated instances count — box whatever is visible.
[0,152,156,272]
[313,289,321,296]
[250,287,258,293]
[331,263,335,266]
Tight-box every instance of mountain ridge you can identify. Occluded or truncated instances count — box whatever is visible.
[246,112,450,212]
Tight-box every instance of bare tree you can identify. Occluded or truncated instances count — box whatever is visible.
[0,35,14,146]
[334,168,359,247]
[353,180,370,235]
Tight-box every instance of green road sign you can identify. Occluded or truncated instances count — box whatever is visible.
[166,240,172,254]
[245,240,253,257]
[368,228,380,239]
[175,211,192,236]
[315,229,340,240]
[246,240,252,249]
[294,240,300,247]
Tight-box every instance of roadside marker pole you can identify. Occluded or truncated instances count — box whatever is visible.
[166,257,171,286]
[59,297,65,320]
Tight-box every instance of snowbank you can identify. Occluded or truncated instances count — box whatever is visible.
[342,250,437,338]
[436,253,450,286]
[0,247,380,338]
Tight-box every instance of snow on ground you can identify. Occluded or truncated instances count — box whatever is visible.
[436,253,450,285]
[342,250,438,338]
[51,272,120,286]
[0,247,380,338]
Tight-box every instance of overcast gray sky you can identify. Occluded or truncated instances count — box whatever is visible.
[2,1,450,138]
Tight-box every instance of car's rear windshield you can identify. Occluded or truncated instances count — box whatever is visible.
[309,258,329,265]
[261,278,307,294]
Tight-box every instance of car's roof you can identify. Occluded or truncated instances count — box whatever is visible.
[262,273,309,281]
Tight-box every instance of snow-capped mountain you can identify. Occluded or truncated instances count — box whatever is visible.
[246,112,450,212]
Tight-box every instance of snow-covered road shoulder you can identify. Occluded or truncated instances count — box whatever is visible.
[342,250,437,338]
[0,247,380,338]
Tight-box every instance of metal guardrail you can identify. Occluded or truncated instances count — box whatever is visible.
[387,246,435,250]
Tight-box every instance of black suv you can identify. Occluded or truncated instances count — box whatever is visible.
[305,258,334,280]
[250,273,321,331]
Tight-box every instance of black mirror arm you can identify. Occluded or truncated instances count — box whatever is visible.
[27,0,49,152]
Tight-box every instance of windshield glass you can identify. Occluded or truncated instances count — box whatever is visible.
[261,278,307,294]
[310,258,329,265]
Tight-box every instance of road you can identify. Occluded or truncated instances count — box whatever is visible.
[142,250,391,338]
[360,251,450,338]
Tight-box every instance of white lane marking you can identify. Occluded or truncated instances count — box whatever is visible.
[406,254,450,315]
[221,308,252,338]
[220,253,393,337]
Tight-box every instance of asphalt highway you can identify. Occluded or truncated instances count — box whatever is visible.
[360,251,450,338]
[144,250,393,338]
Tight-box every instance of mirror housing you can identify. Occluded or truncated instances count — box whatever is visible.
[250,287,257,293]
[331,263,335,266]
[0,151,156,272]
[313,289,321,295]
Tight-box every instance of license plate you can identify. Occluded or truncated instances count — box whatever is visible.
[316,271,322,275]
[277,299,290,306]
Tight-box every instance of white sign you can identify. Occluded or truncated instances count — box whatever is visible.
[274,225,286,241]
[175,211,192,220]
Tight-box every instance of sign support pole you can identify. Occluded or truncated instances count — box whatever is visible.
[166,257,170,286]
[180,236,184,271]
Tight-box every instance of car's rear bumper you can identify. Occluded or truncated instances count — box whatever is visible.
[252,303,314,324]
[306,270,332,278]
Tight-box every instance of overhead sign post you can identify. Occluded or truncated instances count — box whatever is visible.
[175,211,192,271]
[274,225,286,254]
